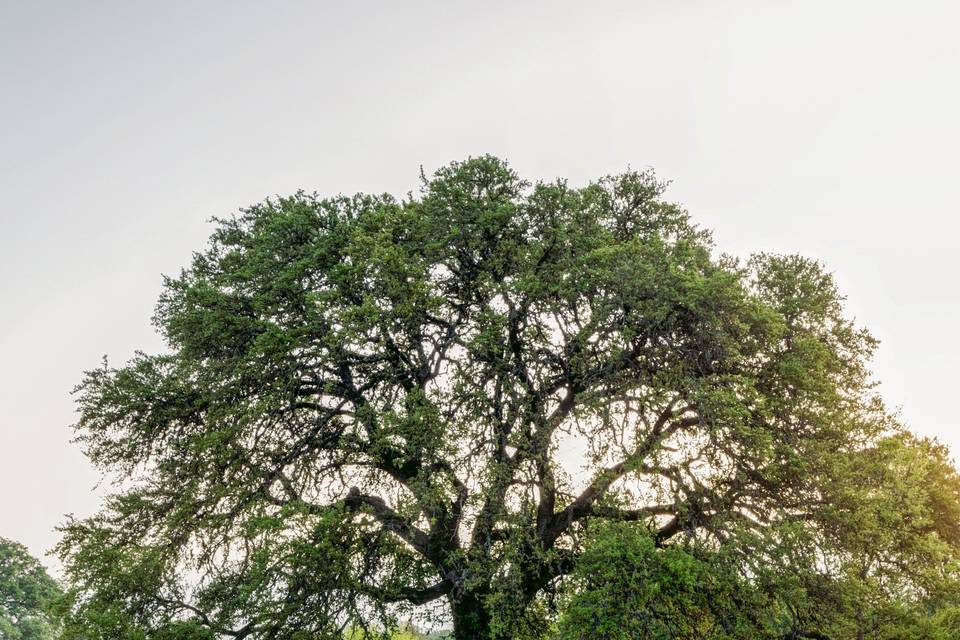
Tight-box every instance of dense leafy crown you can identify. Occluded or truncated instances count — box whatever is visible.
[60,157,960,639]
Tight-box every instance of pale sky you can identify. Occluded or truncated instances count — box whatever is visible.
[2,0,958,570]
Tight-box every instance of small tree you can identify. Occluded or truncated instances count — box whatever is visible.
[0,538,60,640]
[59,156,936,638]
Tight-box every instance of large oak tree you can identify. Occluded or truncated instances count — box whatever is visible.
[58,157,950,639]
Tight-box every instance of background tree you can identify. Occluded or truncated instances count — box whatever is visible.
[59,156,946,639]
[0,537,60,640]
[758,433,960,639]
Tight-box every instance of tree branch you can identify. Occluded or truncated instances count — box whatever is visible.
[540,403,699,545]
[344,488,433,560]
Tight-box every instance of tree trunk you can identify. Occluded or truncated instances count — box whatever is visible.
[450,590,493,639]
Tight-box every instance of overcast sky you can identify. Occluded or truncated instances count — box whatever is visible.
[2,0,958,570]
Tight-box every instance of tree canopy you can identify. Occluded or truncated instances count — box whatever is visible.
[58,156,960,639]
[0,537,60,640]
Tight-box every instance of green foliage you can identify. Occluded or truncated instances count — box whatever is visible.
[57,156,960,639]
[0,538,60,640]
[556,523,771,639]
[761,433,960,639]
[556,433,960,639]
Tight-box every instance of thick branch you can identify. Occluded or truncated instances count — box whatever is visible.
[587,504,677,520]
[344,488,432,559]
[380,580,452,605]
